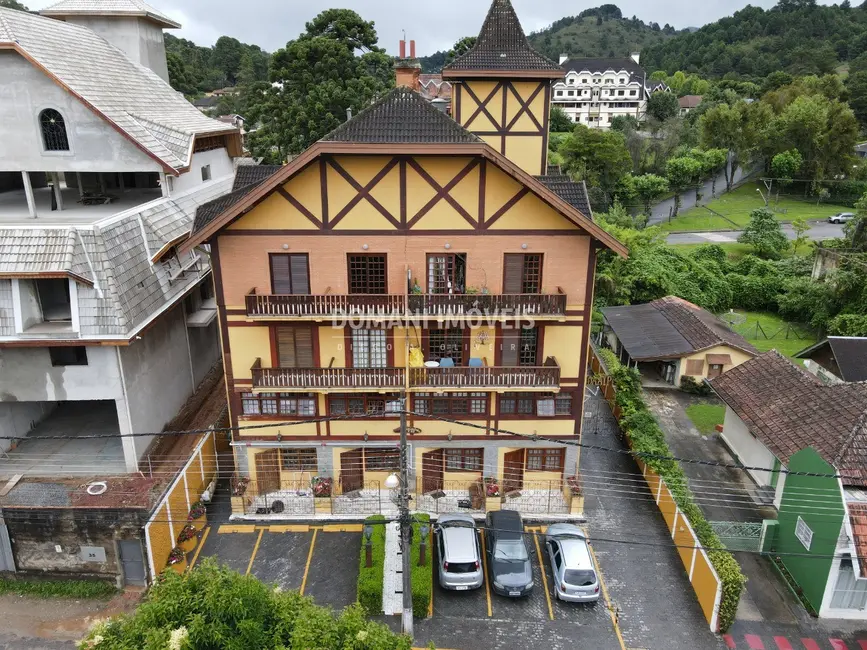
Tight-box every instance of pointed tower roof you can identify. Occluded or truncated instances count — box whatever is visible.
[321,87,482,145]
[40,0,180,29]
[442,0,562,79]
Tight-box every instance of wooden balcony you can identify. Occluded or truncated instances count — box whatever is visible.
[408,357,561,391]
[245,291,567,320]
[251,359,405,392]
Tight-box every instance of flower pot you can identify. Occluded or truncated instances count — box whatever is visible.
[190,512,207,527]
[178,536,197,553]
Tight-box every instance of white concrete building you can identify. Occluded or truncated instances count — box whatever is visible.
[0,4,242,476]
[552,53,668,129]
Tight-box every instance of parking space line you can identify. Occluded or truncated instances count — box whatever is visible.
[532,532,555,621]
[245,528,265,576]
[268,525,309,533]
[428,556,434,618]
[299,528,318,596]
[322,524,363,533]
[588,542,627,650]
[187,525,211,571]
[218,524,256,534]
[479,530,493,617]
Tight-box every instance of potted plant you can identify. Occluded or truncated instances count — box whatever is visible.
[188,500,207,525]
[231,477,250,514]
[177,524,198,553]
[566,475,585,515]
[484,477,500,497]
[311,476,332,498]
[166,546,186,574]
[483,477,502,511]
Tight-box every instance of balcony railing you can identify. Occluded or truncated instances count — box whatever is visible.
[408,357,560,390]
[252,359,405,390]
[245,291,567,319]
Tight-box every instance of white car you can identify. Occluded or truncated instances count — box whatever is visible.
[545,524,600,603]
[828,212,855,224]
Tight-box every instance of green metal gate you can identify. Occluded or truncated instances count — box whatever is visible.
[710,521,763,552]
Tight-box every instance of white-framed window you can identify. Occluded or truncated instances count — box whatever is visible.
[556,90,563,97]
[795,516,813,551]
[352,328,387,368]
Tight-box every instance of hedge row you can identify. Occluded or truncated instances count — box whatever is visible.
[357,515,387,614]
[356,514,433,620]
[596,348,746,632]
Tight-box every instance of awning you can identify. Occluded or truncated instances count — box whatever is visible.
[706,354,733,366]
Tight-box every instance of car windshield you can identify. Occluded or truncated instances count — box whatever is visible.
[564,569,596,586]
[494,539,528,561]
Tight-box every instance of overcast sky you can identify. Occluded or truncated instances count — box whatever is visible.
[27,0,825,54]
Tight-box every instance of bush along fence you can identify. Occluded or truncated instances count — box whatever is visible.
[410,514,433,619]
[591,345,745,633]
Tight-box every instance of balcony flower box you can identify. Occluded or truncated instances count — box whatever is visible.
[166,547,187,574]
[177,524,198,553]
[188,500,207,526]
[311,476,333,498]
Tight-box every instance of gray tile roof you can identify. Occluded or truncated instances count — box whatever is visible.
[443,0,562,75]
[796,337,867,383]
[535,175,592,219]
[193,164,281,235]
[602,296,758,360]
[39,0,180,28]
[0,8,234,170]
[710,351,867,487]
[322,87,482,145]
[0,177,233,338]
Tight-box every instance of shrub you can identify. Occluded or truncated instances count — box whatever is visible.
[680,376,713,396]
[0,577,115,599]
[79,560,411,649]
[600,352,746,632]
[357,515,387,614]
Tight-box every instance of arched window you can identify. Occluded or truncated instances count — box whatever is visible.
[40,109,69,151]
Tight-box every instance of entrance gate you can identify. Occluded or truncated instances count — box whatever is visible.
[710,521,763,552]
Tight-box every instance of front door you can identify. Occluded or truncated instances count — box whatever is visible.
[421,449,444,493]
[503,449,525,493]
[340,449,364,493]
[118,540,146,586]
[255,449,280,496]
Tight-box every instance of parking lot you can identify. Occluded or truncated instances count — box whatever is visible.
[192,523,362,612]
[193,520,625,650]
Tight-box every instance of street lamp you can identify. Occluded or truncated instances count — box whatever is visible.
[385,473,400,489]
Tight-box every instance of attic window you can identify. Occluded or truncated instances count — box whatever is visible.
[40,109,69,151]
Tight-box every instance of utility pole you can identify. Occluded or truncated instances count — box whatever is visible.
[398,392,413,638]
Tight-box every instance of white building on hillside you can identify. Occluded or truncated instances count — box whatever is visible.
[0,3,242,476]
[552,53,669,129]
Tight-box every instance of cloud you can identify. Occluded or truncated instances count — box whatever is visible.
[26,0,829,55]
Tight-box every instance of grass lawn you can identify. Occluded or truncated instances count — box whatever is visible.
[668,241,813,260]
[0,576,116,599]
[725,310,817,358]
[685,402,726,435]
[659,182,851,233]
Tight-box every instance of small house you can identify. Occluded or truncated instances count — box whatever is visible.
[795,336,867,384]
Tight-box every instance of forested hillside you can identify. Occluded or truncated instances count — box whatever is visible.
[165,34,270,96]
[643,0,867,79]
[421,5,676,72]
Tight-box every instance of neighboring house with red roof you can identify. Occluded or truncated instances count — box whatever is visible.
[599,296,758,387]
[709,351,867,619]
[678,95,703,117]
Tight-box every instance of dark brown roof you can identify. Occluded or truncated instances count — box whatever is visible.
[796,337,867,382]
[678,95,703,109]
[710,351,867,487]
[442,0,562,76]
[601,296,758,361]
[535,175,592,219]
[193,164,280,234]
[321,87,481,144]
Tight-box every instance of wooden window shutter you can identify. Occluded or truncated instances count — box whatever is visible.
[276,326,297,367]
[503,254,524,294]
[271,255,292,294]
[293,327,315,367]
[684,359,704,376]
[289,255,310,294]
[501,329,520,367]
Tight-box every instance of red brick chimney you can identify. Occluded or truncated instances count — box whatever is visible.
[394,39,421,91]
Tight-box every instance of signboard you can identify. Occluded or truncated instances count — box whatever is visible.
[795,516,813,551]
[80,546,107,563]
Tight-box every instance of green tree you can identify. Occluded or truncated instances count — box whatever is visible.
[665,156,703,216]
[611,115,640,133]
[246,9,393,161]
[845,70,867,126]
[647,91,680,122]
[631,173,670,216]
[790,217,811,255]
[700,148,728,197]
[738,208,789,259]
[0,0,28,9]
[560,125,633,206]
[550,106,574,133]
[700,101,771,192]
[212,36,244,86]
[78,561,411,649]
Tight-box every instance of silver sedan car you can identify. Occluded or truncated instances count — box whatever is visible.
[435,513,484,590]
[545,523,600,603]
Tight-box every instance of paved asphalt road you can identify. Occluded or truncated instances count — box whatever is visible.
[666,220,845,245]
[649,166,753,226]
